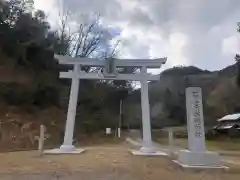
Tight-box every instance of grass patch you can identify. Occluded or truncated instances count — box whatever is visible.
[206,139,240,151]
[154,137,240,151]
[76,133,125,146]
[152,128,240,151]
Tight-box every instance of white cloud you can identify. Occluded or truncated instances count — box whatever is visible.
[34,0,240,71]
[167,32,188,66]
[34,0,59,28]
[222,36,239,55]
[34,0,54,12]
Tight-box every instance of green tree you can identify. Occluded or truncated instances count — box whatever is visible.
[236,22,240,87]
[0,0,134,133]
[236,54,240,87]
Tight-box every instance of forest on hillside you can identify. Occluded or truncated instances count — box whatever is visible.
[0,0,131,119]
[123,64,240,129]
[0,0,132,150]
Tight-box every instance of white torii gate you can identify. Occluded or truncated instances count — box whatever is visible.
[45,54,167,155]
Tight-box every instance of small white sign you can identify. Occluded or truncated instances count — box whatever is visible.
[106,128,111,135]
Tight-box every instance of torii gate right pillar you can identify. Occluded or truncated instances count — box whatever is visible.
[139,66,154,153]
[131,66,168,156]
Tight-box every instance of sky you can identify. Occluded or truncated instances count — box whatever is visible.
[34,0,240,72]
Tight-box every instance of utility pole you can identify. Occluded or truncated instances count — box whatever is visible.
[118,99,123,138]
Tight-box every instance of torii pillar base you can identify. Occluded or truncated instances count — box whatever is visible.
[44,145,86,155]
[130,146,168,156]
[173,150,228,170]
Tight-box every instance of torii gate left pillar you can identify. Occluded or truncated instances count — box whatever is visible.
[60,65,80,152]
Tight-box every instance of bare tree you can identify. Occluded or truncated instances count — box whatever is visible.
[66,14,121,72]
[52,2,72,55]
[55,2,121,59]
[58,4,71,46]
[55,4,122,74]
[70,15,103,58]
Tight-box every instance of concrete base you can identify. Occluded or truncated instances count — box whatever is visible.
[173,160,228,170]
[131,150,168,156]
[176,149,224,167]
[44,148,86,155]
[60,145,75,152]
[130,146,168,156]
[140,146,157,153]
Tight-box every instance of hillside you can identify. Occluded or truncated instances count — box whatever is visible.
[0,0,130,151]
[0,0,239,152]
[123,64,239,128]
[0,51,125,151]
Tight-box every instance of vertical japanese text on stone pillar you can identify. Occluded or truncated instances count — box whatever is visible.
[192,91,203,138]
[186,87,206,152]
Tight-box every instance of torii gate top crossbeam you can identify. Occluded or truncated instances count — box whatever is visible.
[55,54,167,68]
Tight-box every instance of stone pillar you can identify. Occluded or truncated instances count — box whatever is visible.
[175,87,222,168]
[186,87,206,152]
[60,65,80,152]
[140,66,154,153]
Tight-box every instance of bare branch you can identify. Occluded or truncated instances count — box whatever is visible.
[110,40,121,58]
[58,6,70,44]
[85,35,101,57]
[56,12,120,59]
[69,33,78,56]
[81,22,96,55]
[75,24,84,57]
[73,16,103,58]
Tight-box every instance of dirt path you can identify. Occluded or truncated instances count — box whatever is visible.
[0,143,239,180]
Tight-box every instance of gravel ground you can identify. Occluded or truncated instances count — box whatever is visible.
[0,143,239,180]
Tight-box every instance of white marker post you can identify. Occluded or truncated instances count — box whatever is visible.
[168,128,174,157]
[118,128,121,138]
[174,87,225,169]
[38,125,45,156]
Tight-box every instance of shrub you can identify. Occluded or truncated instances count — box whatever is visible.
[174,131,188,139]
[205,129,217,140]
[229,126,240,138]
[33,85,60,108]
[0,83,34,105]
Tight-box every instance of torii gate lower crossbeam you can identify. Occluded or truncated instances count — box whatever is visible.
[44,55,167,155]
